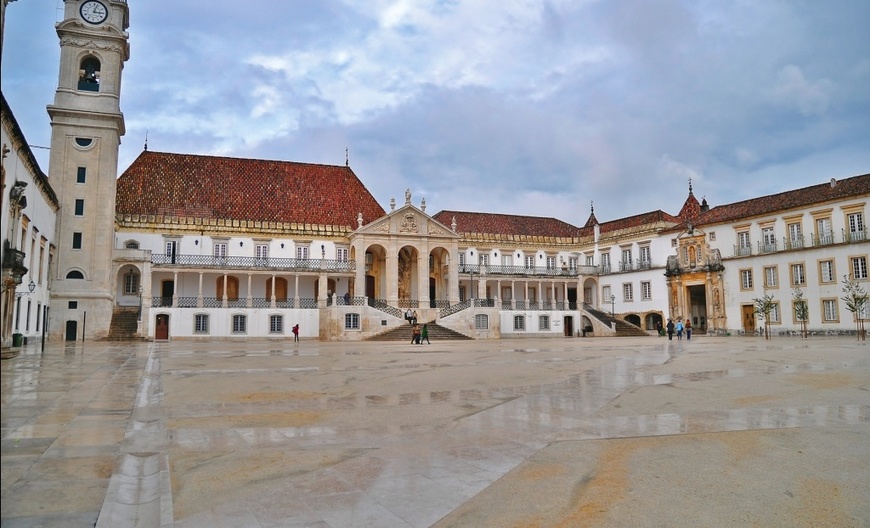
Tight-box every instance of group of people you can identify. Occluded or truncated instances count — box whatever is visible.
[411,323,430,344]
[404,309,418,325]
[662,318,692,340]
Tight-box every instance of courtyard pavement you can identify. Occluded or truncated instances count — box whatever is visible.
[1,335,868,528]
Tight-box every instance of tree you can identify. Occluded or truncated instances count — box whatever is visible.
[792,288,809,338]
[841,275,868,341]
[753,290,776,340]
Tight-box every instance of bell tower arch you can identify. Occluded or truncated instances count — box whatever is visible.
[48,0,130,340]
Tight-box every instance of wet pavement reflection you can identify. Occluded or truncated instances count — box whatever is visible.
[2,336,868,527]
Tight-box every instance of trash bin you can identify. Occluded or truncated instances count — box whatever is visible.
[12,333,23,347]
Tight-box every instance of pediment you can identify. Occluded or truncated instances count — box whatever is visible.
[356,204,458,239]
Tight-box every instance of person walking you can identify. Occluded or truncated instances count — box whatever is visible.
[675,319,684,340]
[685,320,692,340]
[421,324,430,344]
[292,324,299,342]
[666,319,674,340]
[411,324,421,344]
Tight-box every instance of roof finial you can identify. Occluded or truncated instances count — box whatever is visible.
[144,130,149,151]
[688,177,693,194]
[590,200,594,214]
[345,147,349,167]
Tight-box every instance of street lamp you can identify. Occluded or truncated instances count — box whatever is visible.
[137,284,144,321]
[15,280,36,298]
[610,294,615,317]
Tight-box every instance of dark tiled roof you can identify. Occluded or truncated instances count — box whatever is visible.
[581,210,681,237]
[695,173,870,226]
[116,150,386,228]
[432,210,581,238]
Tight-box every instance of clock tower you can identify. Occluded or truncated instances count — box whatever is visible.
[48,0,129,340]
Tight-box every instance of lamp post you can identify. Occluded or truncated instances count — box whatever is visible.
[137,284,143,321]
[15,280,36,298]
[610,294,615,318]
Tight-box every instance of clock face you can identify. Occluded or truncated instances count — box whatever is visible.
[80,1,108,24]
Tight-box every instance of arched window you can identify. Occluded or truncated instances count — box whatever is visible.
[216,276,240,301]
[66,270,85,279]
[125,240,140,249]
[78,57,101,91]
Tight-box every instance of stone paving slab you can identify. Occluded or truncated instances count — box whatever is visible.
[1,336,868,527]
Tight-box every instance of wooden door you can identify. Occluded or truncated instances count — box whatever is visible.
[156,314,169,340]
[267,277,288,301]
[742,305,756,334]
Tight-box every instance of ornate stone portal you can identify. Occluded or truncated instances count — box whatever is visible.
[665,227,726,333]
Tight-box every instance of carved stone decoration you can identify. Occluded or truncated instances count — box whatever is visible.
[405,188,412,205]
[374,222,391,233]
[421,197,426,212]
[357,212,363,228]
[430,227,444,236]
[390,198,396,211]
[400,212,418,233]
[60,37,126,54]
[451,216,457,231]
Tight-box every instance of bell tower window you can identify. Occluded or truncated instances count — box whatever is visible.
[78,57,101,91]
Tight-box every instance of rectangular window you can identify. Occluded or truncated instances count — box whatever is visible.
[459,252,466,266]
[769,303,781,323]
[69,301,78,309]
[524,255,534,269]
[214,243,227,258]
[817,218,833,244]
[602,285,612,302]
[568,257,578,271]
[586,255,594,266]
[76,167,86,183]
[761,227,776,252]
[502,255,512,266]
[36,302,41,331]
[474,314,489,330]
[823,299,838,322]
[480,254,489,266]
[72,232,82,250]
[790,263,806,286]
[622,248,633,268]
[847,212,865,240]
[124,273,139,294]
[38,240,46,284]
[194,314,209,334]
[737,231,751,255]
[345,313,360,329]
[336,248,348,262]
[255,244,268,259]
[546,256,556,270]
[641,281,652,300]
[623,283,633,301]
[788,222,803,248]
[709,232,716,241]
[74,199,84,216]
[763,266,778,288]
[539,315,550,330]
[793,301,809,323]
[269,314,283,334]
[513,315,525,331]
[819,260,835,283]
[165,240,178,257]
[639,246,651,267]
[232,314,247,334]
[297,246,309,259]
[740,269,753,290]
[852,256,868,280]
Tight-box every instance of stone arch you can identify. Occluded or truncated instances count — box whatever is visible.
[364,244,387,300]
[397,244,420,305]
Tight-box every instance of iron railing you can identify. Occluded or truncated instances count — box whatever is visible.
[152,253,355,272]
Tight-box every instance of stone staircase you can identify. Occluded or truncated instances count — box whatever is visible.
[367,321,473,342]
[104,306,147,341]
[583,306,649,337]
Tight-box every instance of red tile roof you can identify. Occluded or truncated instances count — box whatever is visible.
[116,150,386,229]
[583,210,681,237]
[432,210,581,239]
[694,173,870,226]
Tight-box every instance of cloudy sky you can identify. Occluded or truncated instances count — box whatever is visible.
[3,0,869,227]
